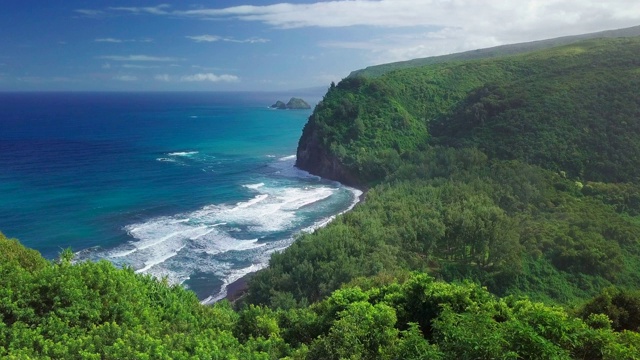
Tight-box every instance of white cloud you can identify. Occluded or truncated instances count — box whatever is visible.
[175,1,640,32]
[102,62,111,69]
[109,4,171,15]
[122,64,161,69]
[321,28,504,63]
[114,75,138,82]
[177,1,640,60]
[83,1,640,34]
[98,55,182,62]
[180,73,239,82]
[229,37,270,44]
[81,1,640,64]
[186,35,270,44]
[152,73,239,83]
[74,9,104,17]
[17,76,77,83]
[96,38,124,43]
[95,38,154,43]
[186,35,222,43]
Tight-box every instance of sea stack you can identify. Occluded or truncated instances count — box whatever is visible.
[271,97,311,110]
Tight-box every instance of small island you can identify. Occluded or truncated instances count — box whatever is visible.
[271,97,311,110]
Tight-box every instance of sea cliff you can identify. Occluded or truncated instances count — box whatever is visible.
[295,119,361,188]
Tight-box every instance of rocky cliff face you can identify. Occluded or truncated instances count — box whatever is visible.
[295,119,361,188]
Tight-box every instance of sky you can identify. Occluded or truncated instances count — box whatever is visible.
[1,0,639,91]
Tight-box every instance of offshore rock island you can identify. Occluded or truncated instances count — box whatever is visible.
[271,97,311,109]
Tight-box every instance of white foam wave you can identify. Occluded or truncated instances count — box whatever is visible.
[79,172,362,304]
[204,238,265,255]
[279,155,296,161]
[300,186,363,234]
[168,151,199,157]
[156,157,176,162]
[201,263,266,304]
[135,245,185,273]
[231,194,269,211]
[269,155,321,180]
[183,185,338,233]
[110,248,137,258]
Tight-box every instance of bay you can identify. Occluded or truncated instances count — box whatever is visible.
[0,91,359,301]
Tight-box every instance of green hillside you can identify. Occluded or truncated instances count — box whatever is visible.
[3,33,640,358]
[349,25,640,78]
[297,37,640,186]
[271,37,640,309]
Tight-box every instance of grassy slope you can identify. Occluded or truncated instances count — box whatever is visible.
[349,25,640,78]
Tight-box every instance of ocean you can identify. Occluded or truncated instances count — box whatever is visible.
[0,92,360,302]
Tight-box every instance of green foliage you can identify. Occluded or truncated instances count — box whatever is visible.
[0,232,48,272]
[433,38,640,183]
[578,287,640,332]
[249,152,640,307]
[0,237,638,358]
[0,238,274,359]
[5,35,640,359]
[303,37,640,185]
[282,36,640,309]
[301,273,637,359]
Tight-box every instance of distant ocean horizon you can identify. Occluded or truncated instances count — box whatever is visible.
[0,91,360,302]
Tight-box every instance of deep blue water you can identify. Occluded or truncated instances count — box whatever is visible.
[0,92,359,302]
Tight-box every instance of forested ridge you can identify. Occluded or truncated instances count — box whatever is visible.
[2,35,640,358]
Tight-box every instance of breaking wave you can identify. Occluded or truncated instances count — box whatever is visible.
[76,156,359,302]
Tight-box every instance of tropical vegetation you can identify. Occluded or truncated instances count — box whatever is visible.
[3,34,640,358]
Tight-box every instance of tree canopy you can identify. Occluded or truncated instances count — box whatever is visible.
[3,35,640,358]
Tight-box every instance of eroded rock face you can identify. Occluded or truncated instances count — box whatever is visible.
[295,120,361,188]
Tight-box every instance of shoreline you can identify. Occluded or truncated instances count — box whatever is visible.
[222,184,367,303]
[224,273,254,302]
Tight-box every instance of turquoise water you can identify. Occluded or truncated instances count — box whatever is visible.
[0,92,359,301]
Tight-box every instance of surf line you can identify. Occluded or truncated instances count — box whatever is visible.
[203,181,364,305]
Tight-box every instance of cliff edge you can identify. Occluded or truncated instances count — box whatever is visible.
[295,118,361,188]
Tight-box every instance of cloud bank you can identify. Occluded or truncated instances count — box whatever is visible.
[127,1,640,35]
[186,35,269,44]
[153,73,240,83]
[180,73,239,82]
[98,55,182,62]
[113,75,138,82]
[95,38,153,43]
[86,1,640,63]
